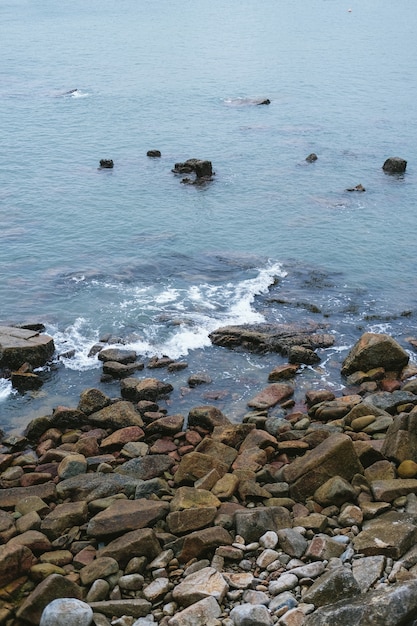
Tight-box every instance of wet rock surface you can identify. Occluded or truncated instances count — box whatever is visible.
[1,332,417,625]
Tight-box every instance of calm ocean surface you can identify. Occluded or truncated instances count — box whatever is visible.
[1,0,417,432]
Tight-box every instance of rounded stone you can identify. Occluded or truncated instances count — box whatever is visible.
[57,454,87,480]
[398,460,417,478]
[40,598,93,626]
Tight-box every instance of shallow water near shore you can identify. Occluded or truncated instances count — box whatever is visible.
[1,0,417,432]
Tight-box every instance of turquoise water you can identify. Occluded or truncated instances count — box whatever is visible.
[1,0,417,431]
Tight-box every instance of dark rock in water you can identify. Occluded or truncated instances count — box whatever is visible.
[257,99,271,105]
[288,345,321,365]
[209,323,334,355]
[147,150,161,157]
[0,326,55,370]
[306,153,318,162]
[11,367,43,392]
[99,159,114,169]
[346,183,366,192]
[382,156,407,174]
[172,159,213,181]
[98,348,137,364]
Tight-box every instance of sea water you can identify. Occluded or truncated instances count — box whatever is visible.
[1,0,417,432]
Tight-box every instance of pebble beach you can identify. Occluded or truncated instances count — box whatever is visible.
[2,329,417,625]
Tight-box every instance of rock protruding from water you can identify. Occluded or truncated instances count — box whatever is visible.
[99,159,114,169]
[382,156,407,174]
[341,332,409,376]
[172,159,214,184]
[147,150,161,157]
[209,323,334,355]
[0,326,55,370]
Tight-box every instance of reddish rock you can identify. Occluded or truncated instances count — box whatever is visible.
[0,543,34,587]
[87,499,169,537]
[20,472,52,487]
[100,426,145,449]
[247,383,294,410]
[97,528,161,568]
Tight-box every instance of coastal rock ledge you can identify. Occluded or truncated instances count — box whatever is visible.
[0,326,55,370]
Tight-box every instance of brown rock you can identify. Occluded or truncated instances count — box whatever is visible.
[100,426,145,449]
[188,405,231,430]
[77,388,112,415]
[283,433,364,501]
[0,483,56,509]
[87,401,144,429]
[41,501,88,539]
[8,530,52,554]
[247,383,294,410]
[120,377,173,402]
[144,414,185,437]
[87,499,169,537]
[16,573,82,624]
[353,511,417,558]
[79,556,119,586]
[174,526,233,563]
[0,326,55,369]
[170,486,221,511]
[341,332,409,376]
[195,438,238,467]
[0,543,34,587]
[268,364,299,382]
[97,527,161,568]
[167,507,218,534]
[174,451,229,485]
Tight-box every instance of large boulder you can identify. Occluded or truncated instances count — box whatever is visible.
[282,433,364,501]
[305,580,417,625]
[0,326,55,369]
[341,332,409,376]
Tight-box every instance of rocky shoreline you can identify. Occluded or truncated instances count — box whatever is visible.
[2,329,417,625]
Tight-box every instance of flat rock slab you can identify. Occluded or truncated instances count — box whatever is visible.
[0,326,55,369]
[0,483,57,509]
[209,323,334,355]
[353,511,417,559]
[88,599,151,618]
[305,579,417,626]
[87,499,169,537]
[283,433,364,501]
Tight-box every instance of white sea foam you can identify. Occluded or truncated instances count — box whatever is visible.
[0,379,14,402]
[48,318,101,371]
[51,261,287,367]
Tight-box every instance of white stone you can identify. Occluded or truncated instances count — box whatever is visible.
[40,598,93,626]
[142,577,170,602]
[269,573,299,596]
[256,549,281,569]
[230,603,273,626]
[168,596,221,626]
[259,531,279,550]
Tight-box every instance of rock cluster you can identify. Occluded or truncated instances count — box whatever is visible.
[2,332,417,625]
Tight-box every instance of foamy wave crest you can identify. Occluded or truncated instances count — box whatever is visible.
[126,260,287,358]
[0,379,14,402]
[48,261,287,366]
[48,318,101,371]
